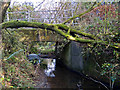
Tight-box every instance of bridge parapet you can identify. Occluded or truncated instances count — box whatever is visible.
[15,28,64,42]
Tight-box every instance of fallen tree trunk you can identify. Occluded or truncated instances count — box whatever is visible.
[1,20,120,51]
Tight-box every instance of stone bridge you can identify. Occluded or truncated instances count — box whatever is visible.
[15,28,64,42]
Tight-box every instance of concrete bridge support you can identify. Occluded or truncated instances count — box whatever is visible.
[59,41,120,88]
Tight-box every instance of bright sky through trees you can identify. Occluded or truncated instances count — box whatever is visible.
[10,0,60,10]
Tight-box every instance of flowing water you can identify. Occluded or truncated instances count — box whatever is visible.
[42,58,106,89]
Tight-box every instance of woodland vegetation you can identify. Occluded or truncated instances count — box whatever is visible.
[0,0,119,89]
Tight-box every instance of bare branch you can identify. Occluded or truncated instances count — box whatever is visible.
[63,1,104,24]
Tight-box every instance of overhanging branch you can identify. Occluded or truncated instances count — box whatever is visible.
[1,20,120,51]
[56,24,96,40]
[2,20,97,39]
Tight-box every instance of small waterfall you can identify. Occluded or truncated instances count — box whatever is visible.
[44,59,56,77]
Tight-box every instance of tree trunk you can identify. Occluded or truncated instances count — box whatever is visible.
[0,0,10,88]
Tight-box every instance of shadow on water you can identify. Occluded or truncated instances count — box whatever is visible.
[44,59,107,89]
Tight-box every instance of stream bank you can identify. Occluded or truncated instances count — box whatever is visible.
[33,63,106,89]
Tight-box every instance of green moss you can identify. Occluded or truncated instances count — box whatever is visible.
[57,24,96,39]
[40,49,55,54]
[63,2,97,24]
[1,20,120,51]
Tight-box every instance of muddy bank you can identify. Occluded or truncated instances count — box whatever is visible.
[33,66,49,88]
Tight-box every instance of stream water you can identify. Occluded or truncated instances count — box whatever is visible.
[41,58,106,89]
